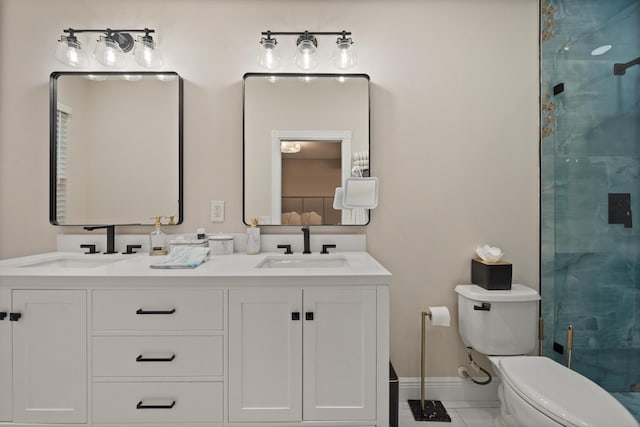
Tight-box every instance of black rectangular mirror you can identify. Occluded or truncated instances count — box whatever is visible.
[243,73,370,226]
[50,71,183,226]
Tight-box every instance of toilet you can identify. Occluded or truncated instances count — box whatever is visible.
[455,284,639,427]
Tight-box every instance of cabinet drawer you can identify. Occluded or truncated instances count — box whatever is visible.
[92,382,223,423]
[92,289,223,331]
[93,336,223,377]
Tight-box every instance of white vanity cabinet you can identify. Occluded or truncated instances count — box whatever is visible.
[229,287,378,423]
[0,289,11,421]
[0,250,390,427]
[90,289,225,424]
[7,289,87,424]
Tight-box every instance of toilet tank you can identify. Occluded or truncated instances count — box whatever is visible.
[455,284,540,355]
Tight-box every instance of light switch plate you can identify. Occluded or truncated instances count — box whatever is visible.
[210,200,224,222]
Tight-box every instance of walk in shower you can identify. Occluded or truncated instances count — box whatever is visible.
[540,0,640,420]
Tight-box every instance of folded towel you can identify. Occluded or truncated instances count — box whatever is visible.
[352,151,369,161]
[150,246,210,269]
[301,211,322,225]
[281,211,301,225]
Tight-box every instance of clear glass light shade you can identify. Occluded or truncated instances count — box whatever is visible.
[295,39,319,71]
[93,36,127,68]
[332,39,357,69]
[54,36,90,68]
[257,39,281,70]
[133,36,163,68]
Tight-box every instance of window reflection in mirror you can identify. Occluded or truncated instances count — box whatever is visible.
[50,72,183,225]
[243,73,370,226]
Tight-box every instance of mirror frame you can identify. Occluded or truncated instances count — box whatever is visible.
[242,72,371,226]
[49,71,184,226]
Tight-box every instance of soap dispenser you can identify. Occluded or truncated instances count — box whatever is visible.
[246,217,261,255]
[149,216,168,256]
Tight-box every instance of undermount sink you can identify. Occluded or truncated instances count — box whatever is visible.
[256,255,349,269]
[18,255,126,269]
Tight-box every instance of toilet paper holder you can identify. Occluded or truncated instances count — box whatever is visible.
[407,308,452,422]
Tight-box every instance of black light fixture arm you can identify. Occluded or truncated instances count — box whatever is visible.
[261,30,351,37]
[63,28,155,36]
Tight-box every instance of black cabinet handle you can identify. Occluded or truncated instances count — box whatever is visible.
[291,312,300,321]
[0,312,6,321]
[473,303,491,311]
[136,308,176,315]
[9,312,21,321]
[136,400,176,409]
[305,312,314,321]
[136,354,176,362]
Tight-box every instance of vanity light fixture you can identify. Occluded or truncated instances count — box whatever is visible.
[55,28,163,69]
[257,30,356,71]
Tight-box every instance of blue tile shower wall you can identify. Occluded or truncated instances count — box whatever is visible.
[540,0,640,401]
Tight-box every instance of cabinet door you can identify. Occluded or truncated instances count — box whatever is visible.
[303,288,377,421]
[0,289,11,421]
[12,290,87,423]
[229,288,302,422]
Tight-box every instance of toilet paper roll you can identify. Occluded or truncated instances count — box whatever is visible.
[429,306,451,327]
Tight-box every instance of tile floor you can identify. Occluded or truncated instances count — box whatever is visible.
[398,400,501,427]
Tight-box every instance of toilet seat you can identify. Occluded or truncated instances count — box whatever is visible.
[496,356,638,427]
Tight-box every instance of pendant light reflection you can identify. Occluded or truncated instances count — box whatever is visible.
[281,141,301,154]
[257,33,281,70]
[54,34,90,68]
[295,33,319,71]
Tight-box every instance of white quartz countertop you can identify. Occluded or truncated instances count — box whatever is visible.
[0,251,391,288]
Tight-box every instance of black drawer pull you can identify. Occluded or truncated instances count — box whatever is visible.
[473,303,491,311]
[136,354,176,362]
[9,312,21,321]
[292,312,300,321]
[0,312,6,321]
[305,312,314,321]
[136,400,176,409]
[136,308,176,315]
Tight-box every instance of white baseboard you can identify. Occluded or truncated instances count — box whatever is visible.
[399,376,499,403]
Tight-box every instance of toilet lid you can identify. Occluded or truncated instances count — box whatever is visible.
[498,357,638,427]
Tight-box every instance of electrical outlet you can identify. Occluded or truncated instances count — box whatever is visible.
[210,200,224,222]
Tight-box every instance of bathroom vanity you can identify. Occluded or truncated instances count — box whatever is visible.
[0,250,390,427]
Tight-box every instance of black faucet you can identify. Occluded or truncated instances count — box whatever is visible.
[83,225,117,254]
[302,227,311,254]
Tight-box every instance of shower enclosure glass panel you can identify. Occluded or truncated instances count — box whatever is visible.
[541,0,640,420]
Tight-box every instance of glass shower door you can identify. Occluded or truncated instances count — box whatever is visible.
[540,0,640,420]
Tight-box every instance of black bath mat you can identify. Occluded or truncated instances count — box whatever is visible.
[408,399,452,422]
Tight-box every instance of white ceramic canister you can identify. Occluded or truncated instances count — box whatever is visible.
[168,237,208,253]
[209,235,234,255]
